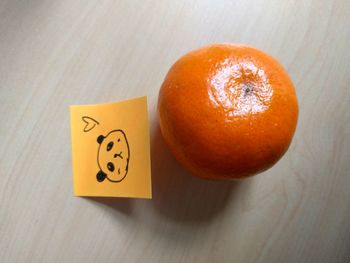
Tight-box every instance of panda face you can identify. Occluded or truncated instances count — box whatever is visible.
[96,130,130,183]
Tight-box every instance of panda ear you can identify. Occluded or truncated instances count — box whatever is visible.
[97,135,105,144]
[96,170,106,182]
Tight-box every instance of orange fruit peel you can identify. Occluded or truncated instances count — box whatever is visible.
[158,43,298,180]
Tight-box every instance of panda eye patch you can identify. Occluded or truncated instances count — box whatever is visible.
[106,141,114,151]
[107,162,115,172]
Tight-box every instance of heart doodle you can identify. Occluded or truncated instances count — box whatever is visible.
[82,116,99,132]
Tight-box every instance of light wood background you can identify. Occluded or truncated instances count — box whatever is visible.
[1,0,350,262]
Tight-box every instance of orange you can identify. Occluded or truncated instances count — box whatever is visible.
[157,43,298,180]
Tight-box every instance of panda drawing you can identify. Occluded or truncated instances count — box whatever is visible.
[96,130,130,183]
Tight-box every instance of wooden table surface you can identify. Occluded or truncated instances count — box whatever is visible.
[1,0,350,262]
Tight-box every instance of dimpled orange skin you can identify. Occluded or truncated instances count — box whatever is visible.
[158,43,298,180]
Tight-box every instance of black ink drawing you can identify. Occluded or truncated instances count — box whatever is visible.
[96,130,130,183]
[82,116,100,132]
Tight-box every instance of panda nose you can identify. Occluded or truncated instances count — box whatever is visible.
[114,152,123,159]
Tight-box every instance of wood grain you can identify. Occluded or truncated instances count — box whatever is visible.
[1,0,350,262]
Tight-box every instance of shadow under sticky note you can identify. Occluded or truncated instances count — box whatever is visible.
[70,96,152,199]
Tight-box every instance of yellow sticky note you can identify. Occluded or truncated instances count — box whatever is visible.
[70,96,152,198]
